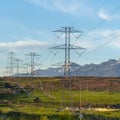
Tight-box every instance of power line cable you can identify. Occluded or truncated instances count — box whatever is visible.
[74,5,120,59]
[84,33,119,56]
[84,5,120,35]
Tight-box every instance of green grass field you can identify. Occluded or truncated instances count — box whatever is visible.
[0,77,120,119]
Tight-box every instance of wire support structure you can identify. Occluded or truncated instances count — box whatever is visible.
[49,26,86,108]
[25,52,41,77]
[6,52,16,77]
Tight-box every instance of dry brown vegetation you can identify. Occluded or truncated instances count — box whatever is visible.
[1,77,120,92]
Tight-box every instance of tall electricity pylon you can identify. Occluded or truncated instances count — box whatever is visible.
[26,52,40,77]
[14,58,22,77]
[50,27,86,108]
[7,52,16,76]
[50,27,86,77]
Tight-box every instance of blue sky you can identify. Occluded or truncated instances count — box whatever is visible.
[0,0,120,76]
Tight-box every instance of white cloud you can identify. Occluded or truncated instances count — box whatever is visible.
[53,0,80,15]
[0,39,50,51]
[98,10,110,20]
[26,0,92,16]
[50,29,120,52]
[70,29,120,54]
[111,40,120,48]
[74,40,95,49]
[85,30,120,49]
[28,0,52,9]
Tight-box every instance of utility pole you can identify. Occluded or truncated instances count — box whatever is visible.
[50,26,86,108]
[26,52,40,77]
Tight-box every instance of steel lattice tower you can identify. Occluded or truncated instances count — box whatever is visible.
[7,52,16,76]
[14,58,22,77]
[50,27,86,77]
[26,52,40,77]
[50,27,86,108]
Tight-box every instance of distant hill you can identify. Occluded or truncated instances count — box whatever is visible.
[17,59,120,77]
[76,59,120,77]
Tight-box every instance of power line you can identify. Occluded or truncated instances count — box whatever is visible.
[75,6,120,59]
[84,33,119,56]
[81,5,120,37]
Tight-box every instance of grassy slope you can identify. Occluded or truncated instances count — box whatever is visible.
[0,77,120,119]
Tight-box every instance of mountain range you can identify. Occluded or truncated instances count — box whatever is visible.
[33,59,120,77]
[16,59,120,77]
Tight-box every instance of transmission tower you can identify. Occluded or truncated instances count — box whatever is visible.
[14,58,22,77]
[7,52,16,76]
[26,52,40,77]
[50,27,86,77]
[50,27,86,108]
